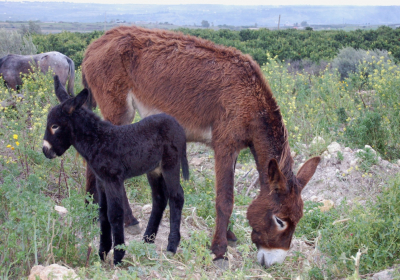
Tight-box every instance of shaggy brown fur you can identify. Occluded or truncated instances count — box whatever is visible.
[82,25,320,263]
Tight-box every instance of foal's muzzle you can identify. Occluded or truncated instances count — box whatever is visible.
[43,140,56,159]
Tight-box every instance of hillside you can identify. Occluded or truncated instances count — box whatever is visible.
[1,2,400,27]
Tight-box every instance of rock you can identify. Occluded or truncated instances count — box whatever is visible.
[373,268,397,280]
[397,159,400,166]
[364,145,377,155]
[28,264,78,280]
[319,200,334,212]
[190,157,205,166]
[322,151,331,159]
[311,136,325,145]
[291,151,297,158]
[235,163,243,169]
[54,205,68,216]
[327,142,341,154]
[344,147,352,152]
[142,204,152,214]
[350,159,358,167]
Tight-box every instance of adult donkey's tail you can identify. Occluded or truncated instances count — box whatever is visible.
[181,141,189,181]
[81,71,97,110]
[66,56,75,96]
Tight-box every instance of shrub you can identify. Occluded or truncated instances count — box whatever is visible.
[0,28,37,57]
[344,111,388,156]
[332,47,393,80]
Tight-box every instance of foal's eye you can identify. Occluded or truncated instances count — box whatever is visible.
[51,124,59,130]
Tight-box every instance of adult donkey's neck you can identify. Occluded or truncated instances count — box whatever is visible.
[68,108,112,162]
[251,86,293,188]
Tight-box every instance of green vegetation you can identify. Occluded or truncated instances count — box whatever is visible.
[179,26,400,65]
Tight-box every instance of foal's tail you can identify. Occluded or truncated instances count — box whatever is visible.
[181,140,189,181]
[66,56,75,96]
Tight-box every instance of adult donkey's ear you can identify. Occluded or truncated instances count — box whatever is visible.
[54,75,70,103]
[62,88,89,115]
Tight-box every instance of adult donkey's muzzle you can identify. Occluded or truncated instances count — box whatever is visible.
[42,140,56,159]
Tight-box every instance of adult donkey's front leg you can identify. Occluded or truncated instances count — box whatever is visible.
[210,145,237,264]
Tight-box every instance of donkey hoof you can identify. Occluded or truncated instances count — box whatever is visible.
[213,257,229,270]
[227,240,237,248]
[125,223,141,235]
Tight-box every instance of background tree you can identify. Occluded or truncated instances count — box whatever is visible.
[201,20,210,28]
[301,21,309,27]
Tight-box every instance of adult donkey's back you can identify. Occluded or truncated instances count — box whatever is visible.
[82,26,320,267]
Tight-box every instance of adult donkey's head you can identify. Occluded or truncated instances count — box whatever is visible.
[247,156,320,267]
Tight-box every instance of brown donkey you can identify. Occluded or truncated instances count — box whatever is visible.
[82,26,320,267]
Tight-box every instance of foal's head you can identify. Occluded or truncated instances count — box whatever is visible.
[43,75,88,159]
[247,156,320,268]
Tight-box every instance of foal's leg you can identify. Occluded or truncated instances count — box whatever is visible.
[104,179,126,265]
[96,179,112,261]
[144,170,168,244]
[210,145,237,261]
[162,167,185,254]
[87,101,139,233]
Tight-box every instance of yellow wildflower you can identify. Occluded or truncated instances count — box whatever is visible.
[13,134,18,140]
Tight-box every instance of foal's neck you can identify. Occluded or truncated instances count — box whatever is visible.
[69,108,110,160]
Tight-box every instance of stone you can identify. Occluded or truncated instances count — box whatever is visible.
[350,159,358,167]
[344,147,352,152]
[54,205,68,216]
[28,264,78,280]
[372,268,397,280]
[327,142,341,154]
[311,136,325,145]
[142,204,152,214]
[322,151,331,159]
[291,151,297,158]
[190,157,205,166]
[364,145,377,155]
[319,200,334,212]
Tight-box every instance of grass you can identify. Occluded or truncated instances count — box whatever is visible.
[0,54,400,279]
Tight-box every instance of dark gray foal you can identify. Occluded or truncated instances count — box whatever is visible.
[43,76,189,265]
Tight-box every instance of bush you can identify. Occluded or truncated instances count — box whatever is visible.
[0,28,37,57]
[332,47,393,80]
[343,111,388,155]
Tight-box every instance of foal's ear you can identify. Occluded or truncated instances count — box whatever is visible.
[62,89,89,115]
[268,158,287,193]
[54,75,70,103]
[296,157,320,190]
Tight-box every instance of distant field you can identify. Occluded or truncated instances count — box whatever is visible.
[0,21,185,33]
[0,20,392,34]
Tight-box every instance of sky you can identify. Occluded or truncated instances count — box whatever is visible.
[3,0,400,5]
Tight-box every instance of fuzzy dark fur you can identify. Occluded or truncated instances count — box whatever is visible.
[43,76,189,265]
[81,25,320,264]
[0,52,75,94]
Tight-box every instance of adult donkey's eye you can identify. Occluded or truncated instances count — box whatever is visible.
[51,124,59,130]
[273,215,287,230]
